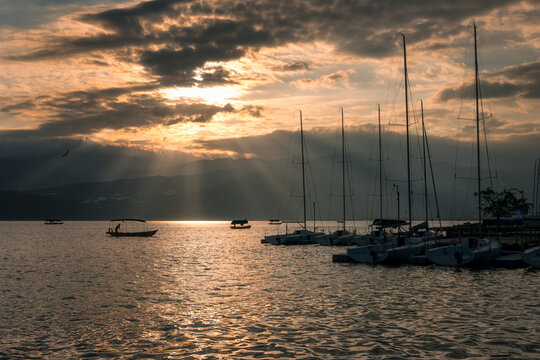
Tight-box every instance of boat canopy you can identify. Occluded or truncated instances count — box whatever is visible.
[372,218,408,229]
[411,221,428,232]
[110,218,147,222]
[231,219,248,225]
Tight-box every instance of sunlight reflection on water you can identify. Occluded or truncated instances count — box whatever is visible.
[0,221,539,359]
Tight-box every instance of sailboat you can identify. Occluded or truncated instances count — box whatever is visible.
[385,100,442,262]
[349,32,427,264]
[263,110,324,245]
[317,108,355,246]
[348,34,440,263]
[347,104,400,263]
[426,23,501,267]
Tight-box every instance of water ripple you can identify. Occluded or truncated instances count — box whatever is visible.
[0,221,539,359]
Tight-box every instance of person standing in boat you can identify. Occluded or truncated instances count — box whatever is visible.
[115,223,121,233]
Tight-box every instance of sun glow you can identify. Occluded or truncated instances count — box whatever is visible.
[168,220,228,224]
[160,86,244,105]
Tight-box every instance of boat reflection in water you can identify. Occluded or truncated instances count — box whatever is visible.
[106,218,158,237]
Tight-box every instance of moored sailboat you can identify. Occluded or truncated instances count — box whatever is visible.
[385,99,443,263]
[347,104,399,263]
[317,108,355,246]
[426,23,501,267]
[349,34,427,264]
[263,111,323,245]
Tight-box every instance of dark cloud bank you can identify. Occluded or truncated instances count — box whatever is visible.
[2,0,538,139]
[1,128,538,220]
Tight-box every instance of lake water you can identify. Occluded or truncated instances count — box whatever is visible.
[1,221,539,359]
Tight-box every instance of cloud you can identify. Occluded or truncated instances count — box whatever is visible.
[7,0,526,68]
[295,69,356,88]
[0,0,128,29]
[194,125,540,174]
[2,0,539,153]
[0,85,237,138]
[198,66,237,86]
[1,100,36,113]
[437,60,540,101]
[79,0,185,35]
[491,60,540,81]
[272,62,310,72]
[436,80,523,101]
[239,105,264,118]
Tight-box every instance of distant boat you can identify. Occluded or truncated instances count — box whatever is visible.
[106,219,157,237]
[268,219,282,225]
[230,219,251,229]
[44,219,63,225]
[523,246,540,268]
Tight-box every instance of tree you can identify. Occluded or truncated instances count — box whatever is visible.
[476,187,531,219]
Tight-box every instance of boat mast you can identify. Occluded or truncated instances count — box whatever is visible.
[313,201,316,232]
[474,23,482,232]
[341,108,346,231]
[378,104,383,225]
[300,110,307,230]
[421,100,428,232]
[424,121,442,229]
[532,158,540,216]
[401,33,412,234]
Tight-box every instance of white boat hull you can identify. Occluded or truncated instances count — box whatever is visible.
[316,231,354,246]
[264,230,323,245]
[426,242,475,267]
[379,237,435,263]
[386,243,423,262]
[523,246,540,268]
[347,243,389,264]
[471,240,502,266]
[426,238,501,267]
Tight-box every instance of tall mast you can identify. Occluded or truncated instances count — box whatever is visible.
[421,100,428,231]
[300,110,307,230]
[425,124,442,229]
[474,23,482,232]
[341,108,346,231]
[532,158,540,216]
[402,33,412,234]
[378,104,383,224]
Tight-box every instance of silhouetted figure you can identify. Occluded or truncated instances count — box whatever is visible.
[115,223,121,233]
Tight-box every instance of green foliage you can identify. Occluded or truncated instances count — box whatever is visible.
[476,187,531,219]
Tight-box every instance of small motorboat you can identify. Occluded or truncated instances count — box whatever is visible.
[44,219,63,225]
[106,219,158,237]
[230,219,251,229]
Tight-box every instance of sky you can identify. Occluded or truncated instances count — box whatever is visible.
[0,0,539,164]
